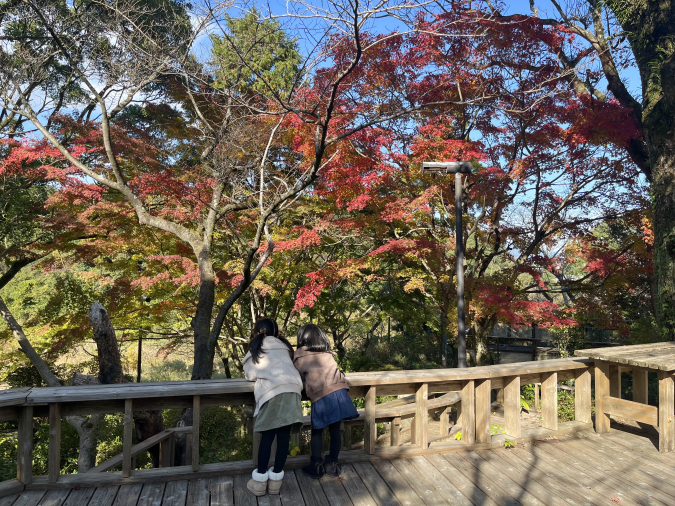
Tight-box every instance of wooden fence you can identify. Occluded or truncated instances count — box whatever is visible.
[0,357,593,497]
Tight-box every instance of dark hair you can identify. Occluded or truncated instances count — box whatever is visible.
[297,324,331,352]
[248,318,294,364]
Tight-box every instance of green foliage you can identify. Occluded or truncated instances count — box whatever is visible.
[211,10,301,97]
[504,439,515,448]
[453,431,462,441]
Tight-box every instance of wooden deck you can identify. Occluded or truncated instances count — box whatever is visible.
[4,425,675,506]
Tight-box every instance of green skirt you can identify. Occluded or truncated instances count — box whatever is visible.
[254,392,304,432]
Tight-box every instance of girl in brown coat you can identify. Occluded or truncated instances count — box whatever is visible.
[293,324,358,479]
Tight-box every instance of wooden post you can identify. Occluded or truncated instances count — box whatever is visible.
[17,406,33,485]
[496,387,504,405]
[48,403,61,483]
[186,433,193,466]
[476,379,492,444]
[343,424,351,451]
[413,383,428,449]
[633,368,649,404]
[251,432,260,466]
[391,417,401,446]
[534,384,540,411]
[461,380,475,445]
[574,369,592,424]
[595,360,611,434]
[609,365,621,398]
[504,376,520,438]
[440,406,451,436]
[658,371,674,452]
[541,371,558,430]
[160,433,174,468]
[192,395,200,472]
[122,399,133,478]
[364,386,376,454]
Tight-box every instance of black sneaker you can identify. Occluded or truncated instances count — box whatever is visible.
[302,459,325,480]
[323,457,342,478]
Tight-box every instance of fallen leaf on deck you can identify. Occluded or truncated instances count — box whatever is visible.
[611,498,620,503]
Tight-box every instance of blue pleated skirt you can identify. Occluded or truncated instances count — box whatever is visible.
[311,388,359,429]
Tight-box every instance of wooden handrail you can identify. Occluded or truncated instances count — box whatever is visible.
[0,356,596,496]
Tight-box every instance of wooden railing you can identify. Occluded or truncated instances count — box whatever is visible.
[0,357,593,497]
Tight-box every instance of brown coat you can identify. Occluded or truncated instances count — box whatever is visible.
[293,347,350,402]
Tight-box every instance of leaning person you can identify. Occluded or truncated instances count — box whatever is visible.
[293,324,358,479]
[243,318,303,496]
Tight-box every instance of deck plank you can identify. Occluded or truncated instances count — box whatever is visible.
[370,460,422,506]
[337,464,378,506]
[442,453,518,506]
[278,468,305,506]
[11,490,46,506]
[295,470,330,506]
[389,458,446,506]
[88,487,120,506]
[319,476,353,506]
[209,476,234,506]
[38,489,71,506]
[407,456,473,506]
[0,494,19,506]
[526,441,642,506]
[112,484,142,506]
[62,487,96,506]
[423,453,498,506]
[137,483,165,506]
[487,447,592,506]
[351,462,399,506]
[564,435,675,504]
[162,481,188,506]
[461,451,547,506]
[476,449,585,506]
[551,436,669,506]
[186,479,210,506]
[258,494,282,506]
[232,474,257,506]
[510,445,625,506]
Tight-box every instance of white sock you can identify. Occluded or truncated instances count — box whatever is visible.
[268,468,284,480]
[251,469,268,482]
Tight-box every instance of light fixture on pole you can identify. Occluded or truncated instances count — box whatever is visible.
[421,161,472,368]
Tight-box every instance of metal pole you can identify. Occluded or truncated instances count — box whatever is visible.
[137,332,142,383]
[456,172,467,368]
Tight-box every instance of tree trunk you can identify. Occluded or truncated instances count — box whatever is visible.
[605,0,675,338]
[88,302,126,384]
[473,314,497,365]
[88,302,165,467]
[192,255,216,380]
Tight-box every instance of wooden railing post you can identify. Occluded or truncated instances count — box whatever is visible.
[595,361,610,433]
[192,395,200,472]
[160,432,174,468]
[440,406,451,436]
[658,371,674,452]
[633,368,649,404]
[475,379,491,443]
[48,403,61,483]
[609,365,621,398]
[534,383,540,411]
[17,406,33,485]
[413,383,428,449]
[504,376,520,438]
[574,369,592,423]
[122,399,133,478]
[541,372,558,430]
[251,417,259,465]
[390,417,400,446]
[364,386,376,454]
[460,380,475,445]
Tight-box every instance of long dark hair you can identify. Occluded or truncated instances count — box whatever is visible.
[297,324,331,352]
[248,318,294,364]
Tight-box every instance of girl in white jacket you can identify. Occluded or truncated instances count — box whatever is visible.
[243,318,303,497]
